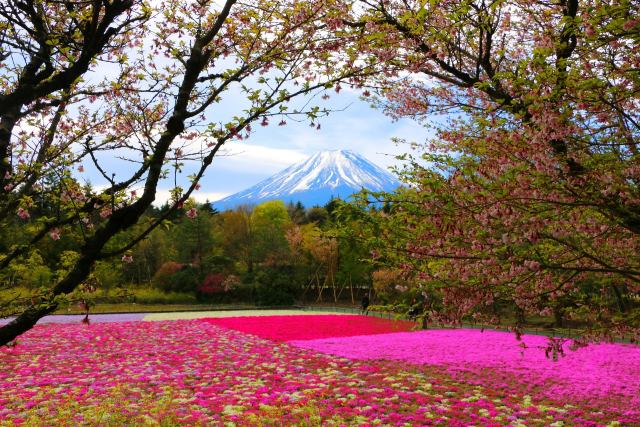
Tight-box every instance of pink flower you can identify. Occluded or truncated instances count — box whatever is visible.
[17,208,30,220]
[0,317,637,425]
[100,208,112,218]
[121,254,133,263]
[49,228,61,240]
[186,208,198,219]
[584,25,596,37]
[623,19,639,31]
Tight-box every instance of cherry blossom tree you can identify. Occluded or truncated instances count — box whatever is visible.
[347,0,640,339]
[0,0,374,345]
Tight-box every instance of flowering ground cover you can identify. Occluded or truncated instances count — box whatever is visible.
[198,314,640,423]
[0,314,637,426]
[290,329,640,424]
[202,315,415,340]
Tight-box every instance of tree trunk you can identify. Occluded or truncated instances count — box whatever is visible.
[315,272,324,303]
[0,305,55,345]
[553,306,564,328]
[349,274,354,305]
[515,306,526,326]
[331,270,337,303]
[0,106,20,192]
[612,285,628,313]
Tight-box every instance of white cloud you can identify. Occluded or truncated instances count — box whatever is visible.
[152,189,231,206]
[212,142,308,173]
[90,185,229,207]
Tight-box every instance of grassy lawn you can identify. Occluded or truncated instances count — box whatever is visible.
[1,286,261,317]
[55,303,258,315]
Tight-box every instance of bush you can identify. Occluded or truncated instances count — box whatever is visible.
[167,266,200,293]
[196,274,253,303]
[255,283,295,306]
[254,266,298,306]
[87,287,198,305]
[128,288,197,305]
[151,262,184,292]
[196,273,225,302]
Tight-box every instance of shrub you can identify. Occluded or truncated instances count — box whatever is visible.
[151,262,184,292]
[195,273,252,303]
[166,266,200,293]
[196,273,225,302]
[254,266,298,306]
[198,273,226,294]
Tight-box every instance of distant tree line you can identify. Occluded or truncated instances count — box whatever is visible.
[0,194,382,312]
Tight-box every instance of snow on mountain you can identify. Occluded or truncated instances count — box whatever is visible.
[213,150,401,210]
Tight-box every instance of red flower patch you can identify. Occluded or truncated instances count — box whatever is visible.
[201,315,414,341]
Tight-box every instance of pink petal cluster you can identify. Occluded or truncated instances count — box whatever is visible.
[185,208,198,219]
[16,208,29,220]
[48,228,60,240]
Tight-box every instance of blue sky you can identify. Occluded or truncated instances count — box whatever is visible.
[77,77,429,206]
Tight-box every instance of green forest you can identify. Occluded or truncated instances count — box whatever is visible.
[1,193,386,315]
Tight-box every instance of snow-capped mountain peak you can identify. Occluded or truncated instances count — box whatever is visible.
[213,149,400,209]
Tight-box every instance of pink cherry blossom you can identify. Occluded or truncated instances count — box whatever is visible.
[16,208,29,220]
[49,228,61,240]
[186,208,198,219]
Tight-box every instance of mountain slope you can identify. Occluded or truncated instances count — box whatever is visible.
[213,150,401,210]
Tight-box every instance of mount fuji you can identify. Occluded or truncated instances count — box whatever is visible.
[213,150,401,210]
